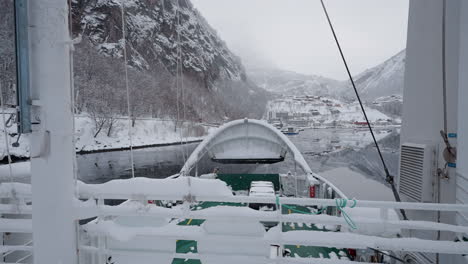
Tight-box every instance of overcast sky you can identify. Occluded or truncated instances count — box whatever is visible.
[191,0,409,80]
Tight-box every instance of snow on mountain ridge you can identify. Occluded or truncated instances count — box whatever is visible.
[75,0,246,85]
[249,50,406,102]
[341,50,405,101]
[248,68,341,97]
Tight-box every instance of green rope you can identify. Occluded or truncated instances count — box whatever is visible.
[275,196,357,230]
[335,198,357,230]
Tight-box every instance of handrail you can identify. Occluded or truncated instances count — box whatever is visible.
[77,192,468,213]
[83,202,468,234]
[79,246,376,264]
[80,221,468,255]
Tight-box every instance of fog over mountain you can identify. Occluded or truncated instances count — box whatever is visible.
[248,50,406,103]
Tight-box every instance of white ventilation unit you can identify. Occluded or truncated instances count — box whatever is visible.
[399,143,435,202]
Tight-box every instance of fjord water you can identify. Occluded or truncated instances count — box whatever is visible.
[77,127,400,200]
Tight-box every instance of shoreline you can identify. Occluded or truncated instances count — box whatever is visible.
[0,139,203,164]
[76,139,202,155]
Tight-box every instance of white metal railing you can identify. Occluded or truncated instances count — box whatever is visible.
[74,178,468,263]
[1,179,468,263]
[78,246,377,264]
[0,183,33,263]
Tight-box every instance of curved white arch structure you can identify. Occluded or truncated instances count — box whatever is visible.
[180,119,310,174]
[179,119,347,199]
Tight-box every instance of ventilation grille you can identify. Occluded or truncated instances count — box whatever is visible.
[399,144,425,201]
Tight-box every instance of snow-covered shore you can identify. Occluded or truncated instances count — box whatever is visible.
[0,115,215,159]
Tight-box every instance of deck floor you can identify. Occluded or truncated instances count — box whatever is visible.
[171,202,350,263]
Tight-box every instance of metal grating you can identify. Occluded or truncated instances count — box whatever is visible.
[399,145,425,201]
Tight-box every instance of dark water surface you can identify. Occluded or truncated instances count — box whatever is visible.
[77,127,400,184]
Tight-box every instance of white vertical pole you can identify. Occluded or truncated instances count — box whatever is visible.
[456,0,468,228]
[97,198,105,264]
[29,0,78,263]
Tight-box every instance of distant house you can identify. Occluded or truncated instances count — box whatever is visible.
[268,111,276,120]
[354,121,368,126]
[330,109,341,115]
[276,112,289,120]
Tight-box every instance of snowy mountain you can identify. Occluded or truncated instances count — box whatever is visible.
[70,0,270,122]
[73,0,245,84]
[0,0,269,123]
[249,50,406,103]
[340,50,406,101]
[247,68,341,97]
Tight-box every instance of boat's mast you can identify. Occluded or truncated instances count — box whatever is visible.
[28,0,78,263]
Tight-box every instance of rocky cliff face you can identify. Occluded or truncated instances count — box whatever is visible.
[73,0,246,86]
[71,0,269,122]
[0,0,268,122]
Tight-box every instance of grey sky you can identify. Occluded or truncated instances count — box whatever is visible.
[192,0,409,80]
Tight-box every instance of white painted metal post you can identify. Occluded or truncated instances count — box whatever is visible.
[29,0,78,263]
[97,198,105,264]
[456,0,468,229]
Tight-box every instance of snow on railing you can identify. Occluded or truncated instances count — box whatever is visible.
[78,247,376,264]
[0,183,33,262]
[74,177,468,261]
[1,178,468,262]
[78,200,468,235]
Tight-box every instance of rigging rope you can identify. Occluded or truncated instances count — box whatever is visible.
[175,0,188,164]
[437,2,448,262]
[181,0,190,162]
[120,3,135,178]
[0,82,14,184]
[175,0,181,134]
[442,0,448,135]
[319,0,408,220]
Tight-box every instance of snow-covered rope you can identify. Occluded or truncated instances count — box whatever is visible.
[120,2,135,178]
